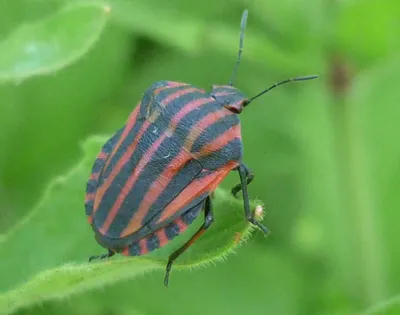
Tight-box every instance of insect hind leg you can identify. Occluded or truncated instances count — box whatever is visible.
[231,164,253,198]
[89,249,115,262]
[164,196,214,287]
[236,164,268,234]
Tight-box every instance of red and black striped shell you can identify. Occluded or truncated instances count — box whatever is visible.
[85,80,246,256]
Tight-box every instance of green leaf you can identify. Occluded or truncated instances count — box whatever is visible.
[0,2,111,82]
[0,260,159,315]
[0,135,265,315]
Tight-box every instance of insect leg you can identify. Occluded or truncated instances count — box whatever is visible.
[88,249,115,262]
[237,164,268,234]
[164,196,214,287]
[231,164,253,198]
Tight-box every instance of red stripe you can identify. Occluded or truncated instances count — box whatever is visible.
[98,151,108,159]
[94,119,151,213]
[122,247,129,256]
[195,125,241,156]
[101,95,213,236]
[212,91,232,97]
[119,98,214,237]
[156,228,169,247]
[184,108,233,151]
[99,133,168,235]
[120,150,191,237]
[98,87,200,234]
[164,81,189,89]
[103,104,140,172]
[100,83,176,175]
[212,85,236,90]
[85,193,95,203]
[169,98,212,128]
[160,87,199,106]
[90,172,100,181]
[105,82,185,168]
[94,86,198,214]
[175,217,188,231]
[121,108,239,231]
[155,127,241,224]
[139,238,148,255]
[156,172,215,223]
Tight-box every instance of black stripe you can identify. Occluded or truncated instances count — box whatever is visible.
[211,86,237,94]
[197,138,243,170]
[143,84,192,119]
[99,119,143,184]
[90,127,123,180]
[150,87,210,134]
[191,114,240,153]
[140,158,203,226]
[212,90,248,106]
[165,223,180,240]
[146,193,208,230]
[100,85,202,185]
[85,129,122,216]
[90,160,104,174]
[113,194,208,248]
[139,81,173,120]
[181,203,204,225]
[92,197,207,252]
[85,180,97,194]
[102,130,202,238]
[128,242,141,256]
[125,201,205,256]
[146,234,160,252]
[95,88,208,234]
[172,99,221,145]
[85,200,94,216]
[98,82,178,182]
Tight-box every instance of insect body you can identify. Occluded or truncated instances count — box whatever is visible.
[85,9,318,286]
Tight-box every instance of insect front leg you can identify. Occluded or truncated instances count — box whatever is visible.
[231,163,253,198]
[164,196,214,287]
[236,164,268,234]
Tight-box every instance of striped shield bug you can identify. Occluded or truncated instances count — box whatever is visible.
[85,9,318,286]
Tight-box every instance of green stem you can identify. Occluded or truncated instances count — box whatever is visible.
[331,93,386,305]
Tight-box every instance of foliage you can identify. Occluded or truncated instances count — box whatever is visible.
[0,0,399,314]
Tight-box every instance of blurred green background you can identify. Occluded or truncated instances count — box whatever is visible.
[1,0,400,314]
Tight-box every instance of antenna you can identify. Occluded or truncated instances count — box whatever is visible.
[245,75,319,105]
[228,9,248,86]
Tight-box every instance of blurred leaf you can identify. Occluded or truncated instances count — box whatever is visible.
[0,2,111,82]
[361,293,400,315]
[0,135,265,315]
[0,0,61,38]
[337,0,400,66]
[104,0,317,73]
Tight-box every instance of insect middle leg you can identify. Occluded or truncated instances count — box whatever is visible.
[236,164,268,234]
[164,196,214,287]
[231,164,253,198]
